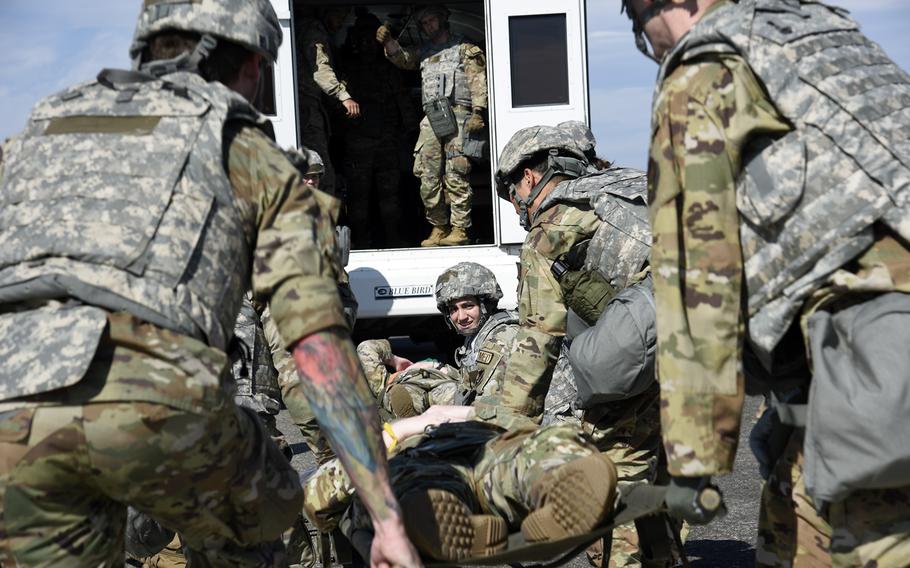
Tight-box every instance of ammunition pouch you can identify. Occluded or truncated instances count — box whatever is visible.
[461,137,487,160]
[423,97,458,139]
[555,265,617,326]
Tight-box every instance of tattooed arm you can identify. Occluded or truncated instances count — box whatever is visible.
[293,328,422,568]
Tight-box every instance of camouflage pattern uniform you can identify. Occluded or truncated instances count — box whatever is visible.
[644,1,910,566]
[303,423,607,537]
[386,33,487,230]
[0,2,349,564]
[339,12,417,248]
[297,17,350,196]
[480,126,674,567]
[365,262,520,418]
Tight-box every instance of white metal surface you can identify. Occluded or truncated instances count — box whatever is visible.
[269,0,298,148]
[487,0,590,245]
[347,245,521,319]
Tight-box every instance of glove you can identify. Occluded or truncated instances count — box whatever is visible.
[125,507,176,558]
[665,476,725,525]
[749,405,793,480]
[465,110,485,134]
[376,25,393,44]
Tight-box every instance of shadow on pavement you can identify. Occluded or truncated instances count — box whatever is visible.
[685,539,755,567]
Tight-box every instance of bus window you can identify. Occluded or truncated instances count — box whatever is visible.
[254,62,277,116]
[508,14,569,107]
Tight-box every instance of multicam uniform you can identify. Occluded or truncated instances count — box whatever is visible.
[476,169,670,567]
[0,65,347,565]
[387,37,487,230]
[648,1,910,566]
[303,422,615,558]
[297,18,350,196]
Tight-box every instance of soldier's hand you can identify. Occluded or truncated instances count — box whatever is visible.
[466,109,485,134]
[665,476,726,525]
[376,25,393,45]
[343,98,361,118]
[371,517,423,568]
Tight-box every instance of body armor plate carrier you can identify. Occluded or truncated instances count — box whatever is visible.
[0,69,269,355]
[656,0,910,359]
[419,37,473,108]
[539,167,652,294]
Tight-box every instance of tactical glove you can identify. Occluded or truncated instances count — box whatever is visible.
[465,110,485,134]
[665,476,725,525]
[376,25,393,45]
[125,507,176,558]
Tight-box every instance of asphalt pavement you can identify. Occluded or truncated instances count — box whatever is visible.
[278,390,764,568]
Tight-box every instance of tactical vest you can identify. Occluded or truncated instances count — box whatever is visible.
[657,0,910,358]
[0,69,268,351]
[419,37,473,107]
[230,294,281,408]
[539,167,652,292]
[455,309,519,396]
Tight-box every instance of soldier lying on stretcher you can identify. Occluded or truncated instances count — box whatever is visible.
[303,405,619,563]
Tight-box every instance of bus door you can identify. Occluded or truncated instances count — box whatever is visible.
[486,0,590,245]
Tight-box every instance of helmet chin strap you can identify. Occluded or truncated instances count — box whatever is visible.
[139,34,219,77]
[622,0,670,63]
[513,150,588,230]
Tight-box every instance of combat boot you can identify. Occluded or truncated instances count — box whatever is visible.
[399,488,508,561]
[521,453,618,542]
[438,226,470,246]
[421,225,450,247]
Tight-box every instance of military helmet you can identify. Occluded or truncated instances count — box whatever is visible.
[557,120,597,155]
[284,146,324,177]
[419,4,451,22]
[435,262,502,323]
[130,0,282,66]
[620,0,678,61]
[495,125,589,229]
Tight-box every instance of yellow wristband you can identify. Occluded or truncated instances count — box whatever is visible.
[383,422,399,453]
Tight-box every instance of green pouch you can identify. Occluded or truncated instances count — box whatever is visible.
[561,270,616,326]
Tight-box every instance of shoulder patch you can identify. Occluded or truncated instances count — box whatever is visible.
[476,350,494,365]
[462,44,484,59]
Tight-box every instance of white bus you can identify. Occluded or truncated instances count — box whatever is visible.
[263,0,590,340]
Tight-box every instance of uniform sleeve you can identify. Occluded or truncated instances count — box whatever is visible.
[259,304,297,388]
[313,42,352,102]
[386,45,420,71]
[649,56,791,476]
[461,44,487,109]
[227,125,348,348]
[479,211,597,428]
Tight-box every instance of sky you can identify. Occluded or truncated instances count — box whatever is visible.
[1,1,909,170]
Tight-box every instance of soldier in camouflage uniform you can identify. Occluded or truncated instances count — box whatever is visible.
[296,7,361,197]
[478,125,679,567]
[622,1,910,566]
[0,1,420,566]
[376,5,489,247]
[302,407,618,563]
[358,262,519,419]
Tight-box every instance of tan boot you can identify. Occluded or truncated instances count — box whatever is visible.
[399,488,508,561]
[438,226,470,246]
[421,225,450,247]
[521,453,618,542]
